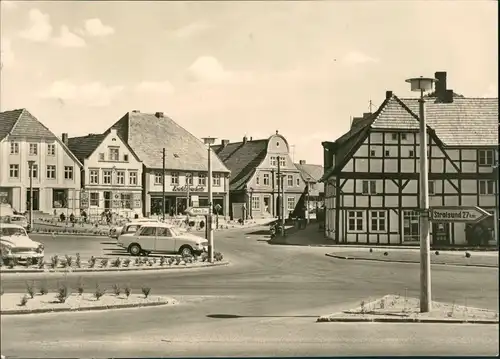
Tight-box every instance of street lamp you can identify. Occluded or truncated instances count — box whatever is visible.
[27,160,35,232]
[405,75,436,313]
[202,136,217,263]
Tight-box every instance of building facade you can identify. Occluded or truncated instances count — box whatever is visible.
[320,72,498,246]
[213,131,306,220]
[295,160,325,212]
[67,128,144,219]
[107,111,230,217]
[0,109,82,215]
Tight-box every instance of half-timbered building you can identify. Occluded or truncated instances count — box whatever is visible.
[320,72,498,246]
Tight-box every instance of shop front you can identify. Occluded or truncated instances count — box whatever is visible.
[149,190,227,217]
[0,187,13,206]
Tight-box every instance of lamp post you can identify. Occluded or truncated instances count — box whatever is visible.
[203,137,217,263]
[305,176,311,224]
[186,173,191,209]
[27,160,35,232]
[280,173,286,235]
[405,76,437,313]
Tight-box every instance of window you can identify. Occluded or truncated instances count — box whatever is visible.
[287,197,296,211]
[348,211,364,231]
[391,133,397,140]
[361,180,377,195]
[120,193,132,209]
[90,192,99,206]
[140,226,157,236]
[29,164,38,178]
[52,189,67,208]
[47,144,56,156]
[403,210,420,242]
[370,150,376,156]
[116,171,125,185]
[279,157,286,167]
[109,147,119,161]
[478,150,494,166]
[129,172,137,185]
[157,227,173,237]
[29,143,38,156]
[401,134,407,140]
[186,173,193,185]
[154,172,163,185]
[10,142,19,154]
[198,173,206,186]
[103,170,112,184]
[213,174,221,186]
[64,166,73,180]
[90,170,99,184]
[270,156,277,166]
[9,164,19,178]
[46,165,56,179]
[276,141,280,147]
[370,211,386,232]
[296,178,300,186]
[252,196,260,210]
[409,149,415,157]
[171,172,179,185]
[124,154,129,162]
[263,174,270,185]
[385,150,390,157]
[428,181,435,195]
[479,180,495,195]
[287,175,293,187]
[256,175,260,185]
[99,153,105,161]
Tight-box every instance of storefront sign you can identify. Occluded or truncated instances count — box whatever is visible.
[172,185,205,192]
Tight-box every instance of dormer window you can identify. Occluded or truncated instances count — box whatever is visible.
[109,147,119,161]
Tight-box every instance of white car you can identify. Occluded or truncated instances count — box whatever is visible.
[109,218,159,239]
[0,224,44,265]
[117,222,208,257]
[5,215,29,230]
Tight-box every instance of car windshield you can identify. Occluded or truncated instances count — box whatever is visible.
[1,227,26,236]
[125,225,140,233]
[169,227,179,236]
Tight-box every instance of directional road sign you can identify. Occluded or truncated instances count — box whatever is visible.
[430,206,492,224]
[185,206,210,216]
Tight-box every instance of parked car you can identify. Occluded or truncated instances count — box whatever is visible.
[0,223,44,265]
[109,218,159,239]
[4,215,29,230]
[117,222,208,257]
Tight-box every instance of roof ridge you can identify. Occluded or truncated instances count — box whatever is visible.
[392,95,420,120]
[8,108,25,136]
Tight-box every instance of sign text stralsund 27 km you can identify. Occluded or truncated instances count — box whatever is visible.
[430,206,491,224]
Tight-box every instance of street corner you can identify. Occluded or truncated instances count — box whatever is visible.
[317,294,500,324]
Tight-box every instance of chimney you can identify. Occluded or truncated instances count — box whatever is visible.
[386,91,393,99]
[299,160,306,165]
[221,139,230,147]
[155,112,164,118]
[435,71,447,102]
[132,110,140,113]
[62,133,68,146]
[444,89,454,103]
[243,136,248,144]
[363,112,372,118]
[250,136,253,141]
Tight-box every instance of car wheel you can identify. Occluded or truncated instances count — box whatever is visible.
[128,243,142,256]
[179,245,193,257]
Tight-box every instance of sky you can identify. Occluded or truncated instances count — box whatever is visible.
[0,0,497,165]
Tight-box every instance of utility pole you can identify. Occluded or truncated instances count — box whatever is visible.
[162,148,166,221]
[186,173,191,208]
[277,156,281,226]
[203,137,216,263]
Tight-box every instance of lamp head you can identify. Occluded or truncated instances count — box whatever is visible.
[405,76,437,93]
[202,137,217,145]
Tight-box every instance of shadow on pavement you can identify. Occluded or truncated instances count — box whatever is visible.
[206,314,318,319]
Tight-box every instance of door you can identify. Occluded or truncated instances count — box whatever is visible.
[103,191,111,210]
[155,227,176,252]
[432,223,450,245]
[263,196,270,214]
[137,226,157,251]
[26,189,39,211]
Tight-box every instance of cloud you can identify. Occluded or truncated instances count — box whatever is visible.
[19,9,53,42]
[53,26,86,48]
[40,80,124,107]
[1,1,17,10]
[0,38,15,68]
[186,56,235,83]
[482,84,498,97]
[171,22,211,39]
[342,51,379,65]
[135,81,175,95]
[84,18,115,37]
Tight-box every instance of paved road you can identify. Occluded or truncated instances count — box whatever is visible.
[1,228,498,357]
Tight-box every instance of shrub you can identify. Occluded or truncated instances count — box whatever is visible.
[94,284,105,300]
[159,256,166,266]
[75,253,81,268]
[134,258,140,266]
[20,294,29,306]
[123,258,131,267]
[465,252,471,258]
[141,286,151,298]
[124,284,131,298]
[111,257,122,268]
[168,257,175,266]
[175,256,182,265]
[193,255,199,262]
[56,284,69,303]
[60,259,68,268]
[8,258,17,269]
[435,251,440,255]
[383,252,389,256]
[88,256,97,268]
[38,258,45,269]
[147,259,153,267]
[77,278,84,295]
[65,255,73,267]
[200,252,208,262]
[100,258,109,268]
[39,280,48,295]
[360,300,366,314]
[51,255,59,269]
[214,252,224,262]
[112,284,121,296]
[26,281,35,299]
[379,298,386,309]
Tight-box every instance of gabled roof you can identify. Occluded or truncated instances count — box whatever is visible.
[68,131,142,164]
[0,108,83,168]
[295,163,325,192]
[0,109,57,141]
[108,111,229,172]
[212,139,268,191]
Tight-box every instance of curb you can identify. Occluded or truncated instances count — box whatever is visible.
[325,253,497,268]
[316,316,499,324]
[32,232,107,237]
[0,261,229,274]
[1,300,175,315]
